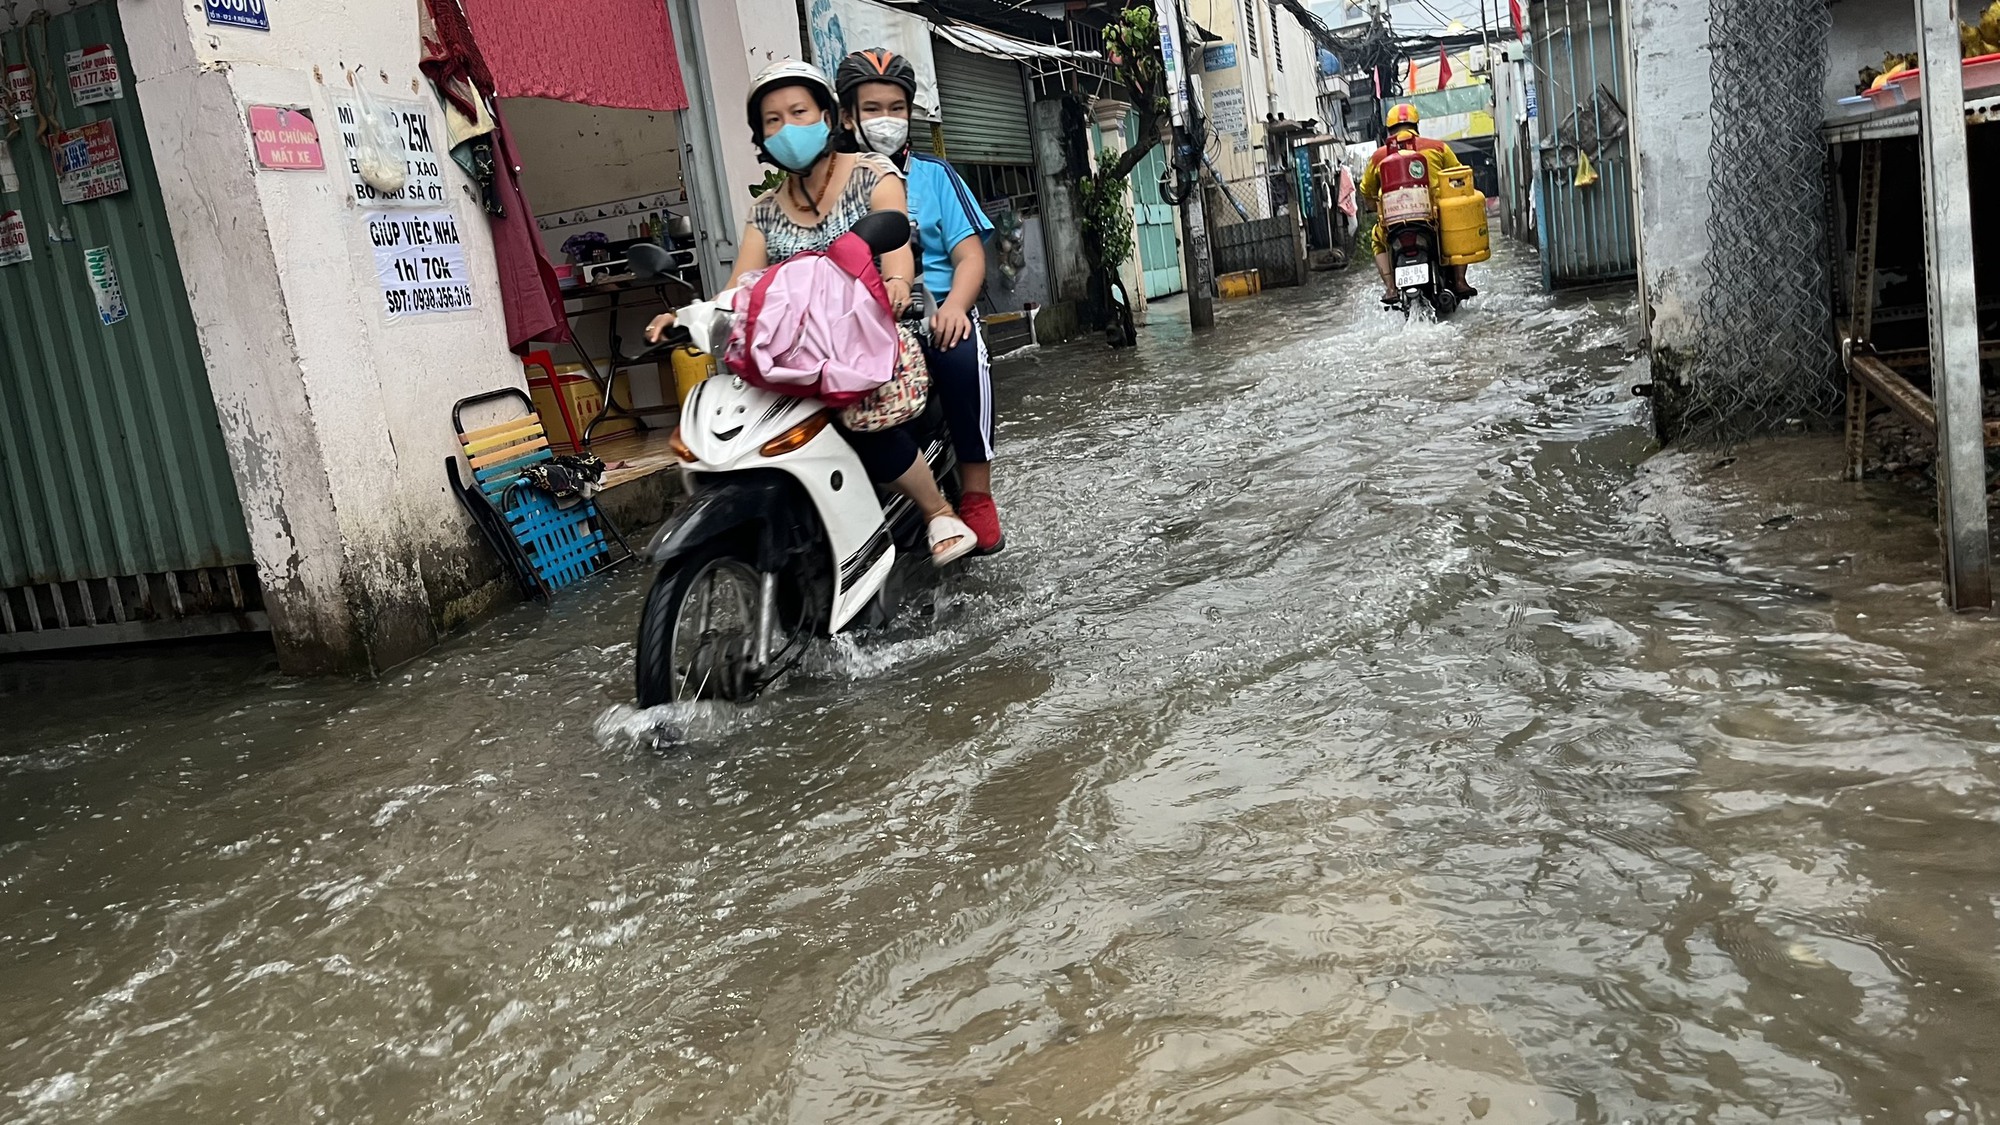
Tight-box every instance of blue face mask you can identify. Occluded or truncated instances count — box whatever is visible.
[765,117,831,173]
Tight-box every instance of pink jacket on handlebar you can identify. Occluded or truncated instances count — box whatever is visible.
[724,229,900,408]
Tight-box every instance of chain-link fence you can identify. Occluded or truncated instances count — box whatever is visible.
[1206,170,1304,288]
[1677,0,1840,440]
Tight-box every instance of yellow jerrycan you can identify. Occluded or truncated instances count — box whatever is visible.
[1436,167,1491,266]
[670,345,715,407]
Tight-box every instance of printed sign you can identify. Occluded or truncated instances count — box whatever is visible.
[0,145,17,194]
[54,121,128,204]
[6,64,33,121]
[1209,86,1249,151]
[249,105,325,170]
[335,98,447,207]
[367,210,474,319]
[204,0,270,31]
[84,245,126,324]
[1203,44,1238,71]
[0,211,29,266]
[65,44,121,106]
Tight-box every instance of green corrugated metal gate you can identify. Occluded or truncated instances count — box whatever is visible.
[0,2,260,653]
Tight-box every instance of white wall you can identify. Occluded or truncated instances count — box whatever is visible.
[697,0,805,258]
[1632,0,1985,363]
[1628,0,1715,356]
[505,100,683,217]
[122,0,530,671]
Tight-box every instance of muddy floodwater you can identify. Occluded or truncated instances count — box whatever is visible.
[9,252,2000,1123]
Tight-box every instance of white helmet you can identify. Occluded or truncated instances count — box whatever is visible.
[745,59,838,136]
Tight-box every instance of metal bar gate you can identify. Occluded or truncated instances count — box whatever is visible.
[1527,0,1637,288]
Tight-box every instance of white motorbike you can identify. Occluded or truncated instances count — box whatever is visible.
[629,214,961,705]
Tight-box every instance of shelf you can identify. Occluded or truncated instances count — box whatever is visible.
[1821,91,2000,144]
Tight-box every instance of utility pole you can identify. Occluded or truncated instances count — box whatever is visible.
[1915,0,1992,609]
[1155,0,1216,330]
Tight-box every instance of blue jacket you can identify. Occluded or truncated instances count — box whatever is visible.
[905,152,994,301]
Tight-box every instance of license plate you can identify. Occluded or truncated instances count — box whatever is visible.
[1395,263,1431,288]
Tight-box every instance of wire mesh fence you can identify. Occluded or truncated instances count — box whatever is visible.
[1677,0,1840,441]
[1205,170,1276,227]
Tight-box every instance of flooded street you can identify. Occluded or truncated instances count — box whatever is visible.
[11,252,2000,1123]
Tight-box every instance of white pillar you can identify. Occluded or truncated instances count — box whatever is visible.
[1089,96,1150,325]
[123,0,537,671]
[1915,0,1991,610]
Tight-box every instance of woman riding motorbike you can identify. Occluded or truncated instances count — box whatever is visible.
[645,60,975,565]
[834,48,1005,555]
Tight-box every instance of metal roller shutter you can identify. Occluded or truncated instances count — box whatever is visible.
[932,44,1033,165]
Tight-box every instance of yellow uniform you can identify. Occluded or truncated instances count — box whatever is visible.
[1359,136,1460,255]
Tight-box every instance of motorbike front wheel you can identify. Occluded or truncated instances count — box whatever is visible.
[635,543,767,706]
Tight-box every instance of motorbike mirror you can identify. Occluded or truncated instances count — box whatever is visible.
[849,210,911,256]
[627,242,675,280]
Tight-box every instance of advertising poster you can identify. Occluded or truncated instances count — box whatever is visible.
[54,121,128,204]
[0,211,30,266]
[334,98,447,208]
[85,245,126,324]
[6,64,34,121]
[1204,44,1238,71]
[65,44,122,106]
[248,105,325,170]
[366,210,474,320]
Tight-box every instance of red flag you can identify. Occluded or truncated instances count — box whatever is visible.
[1407,55,1420,93]
[1437,46,1453,90]
[1510,0,1527,38]
[1373,66,1382,98]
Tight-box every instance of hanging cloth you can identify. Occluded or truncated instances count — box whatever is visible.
[420,0,570,350]
[488,110,571,351]
[460,0,689,111]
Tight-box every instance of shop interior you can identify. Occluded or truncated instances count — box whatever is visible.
[503,97,703,462]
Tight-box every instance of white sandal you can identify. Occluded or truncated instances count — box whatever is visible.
[926,513,977,568]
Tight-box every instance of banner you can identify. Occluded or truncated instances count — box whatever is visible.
[806,0,942,120]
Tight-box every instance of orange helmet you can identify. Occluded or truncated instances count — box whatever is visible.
[1385,103,1420,131]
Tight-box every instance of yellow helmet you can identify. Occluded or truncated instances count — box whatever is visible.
[1385,103,1420,130]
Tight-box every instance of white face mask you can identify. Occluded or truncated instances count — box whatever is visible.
[858,116,910,155]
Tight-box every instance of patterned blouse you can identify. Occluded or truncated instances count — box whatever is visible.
[749,152,901,262]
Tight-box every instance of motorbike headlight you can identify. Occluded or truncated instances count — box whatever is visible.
[759,411,831,458]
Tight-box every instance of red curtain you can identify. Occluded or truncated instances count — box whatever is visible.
[461,0,690,111]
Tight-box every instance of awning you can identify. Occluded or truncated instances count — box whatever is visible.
[930,19,1100,64]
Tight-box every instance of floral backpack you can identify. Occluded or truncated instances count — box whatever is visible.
[723,228,927,430]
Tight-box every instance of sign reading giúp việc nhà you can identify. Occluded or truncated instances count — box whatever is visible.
[367,210,474,320]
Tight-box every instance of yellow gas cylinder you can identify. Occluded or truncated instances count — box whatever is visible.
[1436,167,1492,266]
[670,345,715,406]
